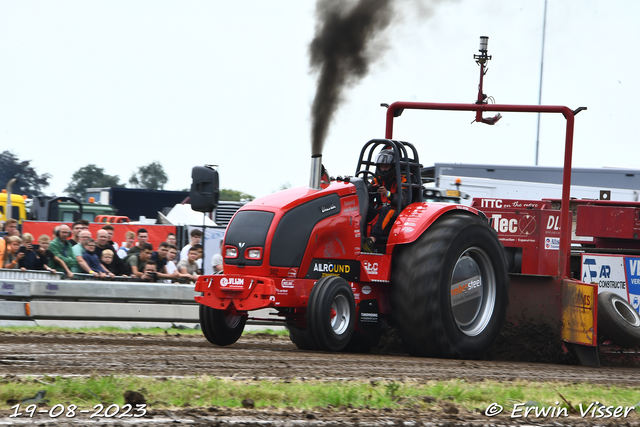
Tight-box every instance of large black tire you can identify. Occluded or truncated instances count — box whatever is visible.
[598,292,640,348]
[392,213,509,359]
[199,304,247,346]
[286,323,317,351]
[307,276,356,352]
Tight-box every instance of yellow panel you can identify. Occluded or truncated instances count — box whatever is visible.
[562,280,597,346]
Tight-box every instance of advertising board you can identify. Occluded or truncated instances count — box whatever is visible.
[581,254,640,314]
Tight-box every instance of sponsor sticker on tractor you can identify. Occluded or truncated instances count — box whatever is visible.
[281,279,295,289]
[450,275,482,307]
[363,261,378,276]
[305,259,360,281]
[219,277,246,289]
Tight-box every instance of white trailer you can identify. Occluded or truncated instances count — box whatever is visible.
[423,164,640,205]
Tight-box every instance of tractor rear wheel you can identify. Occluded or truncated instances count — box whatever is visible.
[308,276,356,352]
[392,213,509,359]
[199,304,246,346]
[598,292,640,348]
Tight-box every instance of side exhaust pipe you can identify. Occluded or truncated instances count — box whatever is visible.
[309,154,323,190]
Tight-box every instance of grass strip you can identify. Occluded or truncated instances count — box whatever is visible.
[1,376,639,413]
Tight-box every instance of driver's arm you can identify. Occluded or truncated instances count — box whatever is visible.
[390,175,409,208]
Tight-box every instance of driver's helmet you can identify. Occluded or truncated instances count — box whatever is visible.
[375,149,394,166]
[375,148,395,180]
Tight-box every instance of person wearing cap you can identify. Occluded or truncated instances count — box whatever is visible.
[362,148,408,253]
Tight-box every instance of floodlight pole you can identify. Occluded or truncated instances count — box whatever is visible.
[535,0,548,165]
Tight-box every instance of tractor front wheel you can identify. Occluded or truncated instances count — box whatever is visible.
[199,304,246,346]
[286,323,317,350]
[308,276,356,352]
[392,213,509,359]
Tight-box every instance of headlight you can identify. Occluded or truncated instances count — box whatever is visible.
[245,248,262,260]
[225,247,238,258]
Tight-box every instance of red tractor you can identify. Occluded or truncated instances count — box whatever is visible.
[194,38,515,360]
[195,136,510,358]
[195,38,640,366]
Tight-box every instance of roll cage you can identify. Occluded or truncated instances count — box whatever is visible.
[355,139,424,215]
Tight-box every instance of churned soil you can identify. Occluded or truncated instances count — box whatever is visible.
[1,330,639,426]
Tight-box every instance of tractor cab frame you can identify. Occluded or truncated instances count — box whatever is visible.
[355,139,424,211]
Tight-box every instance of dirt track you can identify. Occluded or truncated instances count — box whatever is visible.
[1,331,640,426]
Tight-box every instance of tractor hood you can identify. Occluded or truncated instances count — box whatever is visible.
[243,181,357,212]
[224,180,363,270]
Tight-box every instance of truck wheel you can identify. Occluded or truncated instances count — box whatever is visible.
[308,276,356,352]
[199,304,246,346]
[286,323,317,351]
[598,292,640,348]
[392,213,509,359]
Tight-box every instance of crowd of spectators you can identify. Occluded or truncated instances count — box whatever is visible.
[0,219,217,283]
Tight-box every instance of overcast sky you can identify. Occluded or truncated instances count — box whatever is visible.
[1,1,638,200]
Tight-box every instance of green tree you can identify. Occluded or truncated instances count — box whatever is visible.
[129,161,168,190]
[0,151,51,198]
[64,165,123,200]
[219,189,254,202]
[278,182,292,191]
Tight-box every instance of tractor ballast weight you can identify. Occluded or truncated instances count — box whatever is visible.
[194,37,616,365]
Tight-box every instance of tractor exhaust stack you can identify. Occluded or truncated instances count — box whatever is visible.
[309,154,323,190]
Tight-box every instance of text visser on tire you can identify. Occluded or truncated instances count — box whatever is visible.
[392,213,509,359]
[598,292,640,348]
[199,304,246,346]
[308,276,356,352]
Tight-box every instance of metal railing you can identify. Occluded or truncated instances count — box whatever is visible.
[0,269,63,280]
[0,269,194,283]
[1,277,199,323]
[0,271,278,328]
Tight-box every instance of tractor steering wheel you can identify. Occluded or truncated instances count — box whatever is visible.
[355,170,379,196]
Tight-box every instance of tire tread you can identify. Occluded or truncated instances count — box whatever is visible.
[391,213,509,359]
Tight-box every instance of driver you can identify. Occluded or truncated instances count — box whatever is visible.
[362,148,408,253]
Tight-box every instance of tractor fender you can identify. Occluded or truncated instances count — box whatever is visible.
[387,202,484,248]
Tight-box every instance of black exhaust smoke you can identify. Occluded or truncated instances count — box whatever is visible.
[309,0,395,157]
